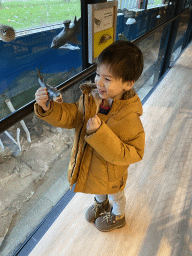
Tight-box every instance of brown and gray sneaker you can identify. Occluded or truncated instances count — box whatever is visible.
[85,196,111,223]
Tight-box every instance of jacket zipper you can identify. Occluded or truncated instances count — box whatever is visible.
[70,142,87,191]
[70,94,86,190]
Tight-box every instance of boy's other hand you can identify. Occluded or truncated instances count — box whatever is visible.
[86,115,101,132]
[35,87,50,112]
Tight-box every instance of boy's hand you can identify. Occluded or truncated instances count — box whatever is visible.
[86,115,101,132]
[35,87,50,112]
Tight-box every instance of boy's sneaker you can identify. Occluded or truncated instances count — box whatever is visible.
[94,207,126,232]
[85,196,111,223]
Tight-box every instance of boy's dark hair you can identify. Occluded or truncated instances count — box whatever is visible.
[96,40,143,82]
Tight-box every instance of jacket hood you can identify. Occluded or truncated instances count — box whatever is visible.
[79,81,143,117]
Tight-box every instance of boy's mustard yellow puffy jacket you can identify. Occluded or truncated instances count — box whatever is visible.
[34,83,145,195]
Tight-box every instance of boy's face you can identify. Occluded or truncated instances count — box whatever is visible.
[95,64,134,101]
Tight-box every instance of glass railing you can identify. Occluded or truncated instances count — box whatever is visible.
[0,84,80,255]
[134,24,167,99]
[0,3,192,255]
[170,9,191,64]
[0,3,82,121]
[147,0,164,7]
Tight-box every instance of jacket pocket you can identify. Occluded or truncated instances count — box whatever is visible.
[114,165,128,180]
[107,162,116,182]
[107,162,128,181]
[107,162,128,193]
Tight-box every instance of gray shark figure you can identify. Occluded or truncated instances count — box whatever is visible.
[37,69,63,107]
[51,16,81,49]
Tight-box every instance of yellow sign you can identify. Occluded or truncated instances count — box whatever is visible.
[94,27,114,59]
[88,1,117,63]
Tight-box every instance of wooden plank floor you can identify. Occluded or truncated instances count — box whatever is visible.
[29,42,192,256]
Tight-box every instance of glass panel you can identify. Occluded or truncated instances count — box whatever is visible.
[117,3,171,41]
[185,0,191,8]
[116,4,177,100]
[0,81,82,256]
[118,0,137,10]
[170,9,191,64]
[0,4,82,121]
[117,5,169,100]
[147,3,170,30]
[148,0,163,6]
[1,2,189,254]
[0,1,82,254]
[134,26,166,100]
[1,0,81,30]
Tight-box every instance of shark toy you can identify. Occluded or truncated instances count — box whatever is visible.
[37,69,63,107]
[51,16,81,49]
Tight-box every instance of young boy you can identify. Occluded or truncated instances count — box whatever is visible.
[34,40,145,232]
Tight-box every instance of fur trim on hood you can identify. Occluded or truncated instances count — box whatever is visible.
[79,80,136,114]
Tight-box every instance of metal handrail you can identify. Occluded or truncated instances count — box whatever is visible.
[0,8,190,134]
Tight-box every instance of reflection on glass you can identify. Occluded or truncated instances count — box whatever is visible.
[0,64,82,120]
[0,81,82,256]
[147,0,163,7]
[0,0,82,121]
[170,10,190,64]
[134,27,165,100]
[117,0,137,10]
[1,0,81,30]
[185,0,190,8]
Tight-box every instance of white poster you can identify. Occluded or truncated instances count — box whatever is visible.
[94,7,114,33]
[88,1,117,63]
